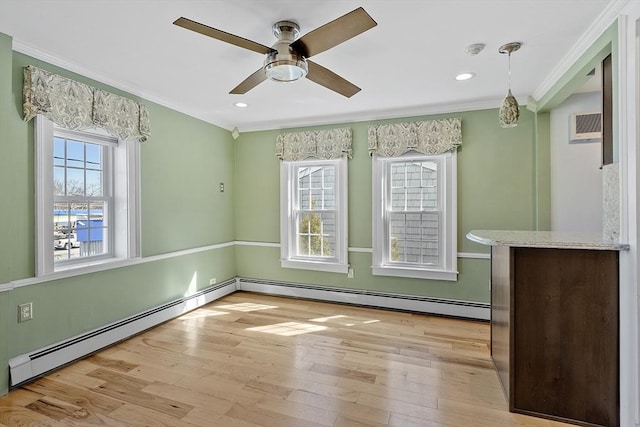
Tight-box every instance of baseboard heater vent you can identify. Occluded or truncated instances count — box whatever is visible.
[8,279,237,387]
[237,278,489,321]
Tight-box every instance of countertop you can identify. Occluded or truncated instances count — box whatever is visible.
[467,230,629,251]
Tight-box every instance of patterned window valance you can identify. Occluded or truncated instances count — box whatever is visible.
[368,118,462,156]
[276,128,352,161]
[23,65,150,142]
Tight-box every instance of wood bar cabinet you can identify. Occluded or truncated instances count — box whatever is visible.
[468,230,628,427]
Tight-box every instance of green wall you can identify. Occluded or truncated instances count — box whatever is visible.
[0,33,237,395]
[0,28,553,397]
[234,108,549,301]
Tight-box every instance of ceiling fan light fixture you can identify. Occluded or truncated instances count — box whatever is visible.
[264,21,308,83]
[264,57,308,82]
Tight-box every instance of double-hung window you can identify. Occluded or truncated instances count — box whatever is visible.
[280,158,348,273]
[35,117,140,275]
[372,151,457,281]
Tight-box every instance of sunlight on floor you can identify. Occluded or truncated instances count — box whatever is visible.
[246,322,327,336]
[309,314,381,327]
[179,308,229,320]
[216,302,278,312]
[310,315,347,322]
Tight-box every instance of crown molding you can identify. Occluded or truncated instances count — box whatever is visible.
[235,96,527,133]
[531,0,629,102]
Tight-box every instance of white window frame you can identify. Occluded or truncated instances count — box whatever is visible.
[35,116,141,276]
[372,151,457,281]
[280,158,348,273]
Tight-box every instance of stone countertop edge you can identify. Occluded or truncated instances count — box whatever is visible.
[466,230,630,251]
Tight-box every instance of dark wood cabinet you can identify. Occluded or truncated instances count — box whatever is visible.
[491,246,619,427]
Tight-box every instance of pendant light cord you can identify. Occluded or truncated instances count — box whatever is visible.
[508,52,512,92]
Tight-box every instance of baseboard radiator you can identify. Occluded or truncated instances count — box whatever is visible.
[8,277,489,387]
[237,278,490,321]
[8,279,237,387]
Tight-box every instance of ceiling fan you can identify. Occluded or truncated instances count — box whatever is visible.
[173,7,377,98]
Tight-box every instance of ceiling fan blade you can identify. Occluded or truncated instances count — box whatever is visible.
[173,17,275,55]
[230,68,267,94]
[306,61,361,98]
[290,7,377,58]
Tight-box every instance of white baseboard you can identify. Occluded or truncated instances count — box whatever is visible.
[8,279,238,387]
[237,278,490,321]
[8,277,489,388]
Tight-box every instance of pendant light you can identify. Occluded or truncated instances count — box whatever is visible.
[498,42,522,128]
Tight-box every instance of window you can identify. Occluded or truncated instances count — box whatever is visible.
[36,117,140,275]
[280,158,348,273]
[372,152,457,281]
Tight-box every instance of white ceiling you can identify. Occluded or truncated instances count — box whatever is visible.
[0,0,612,132]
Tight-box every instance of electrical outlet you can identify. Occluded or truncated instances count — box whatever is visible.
[209,278,217,285]
[348,268,354,279]
[219,183,224,192]
[18,302,33,322]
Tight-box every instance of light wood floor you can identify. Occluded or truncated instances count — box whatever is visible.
[0,292,574,427]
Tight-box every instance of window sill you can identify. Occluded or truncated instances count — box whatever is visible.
[372,265,458,281]
[281,259,349,274]
[36,257,141,283]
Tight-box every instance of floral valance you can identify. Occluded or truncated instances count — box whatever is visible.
[368,118,462,156]
[276,128,352,161]
[23,65,150,142]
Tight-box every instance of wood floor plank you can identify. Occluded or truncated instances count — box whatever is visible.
[24,377,126,415]
[107,403,197,427]
[0,292,578,427]
[88,368,194,419]
[25,395,90,422]
[225,401,329,427]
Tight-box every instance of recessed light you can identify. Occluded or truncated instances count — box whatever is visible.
[234,102,248,108]
[456,72,475,81]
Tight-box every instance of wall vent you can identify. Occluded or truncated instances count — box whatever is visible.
[570,112,602,142]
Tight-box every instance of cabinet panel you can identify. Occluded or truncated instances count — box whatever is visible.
[511,248,618,427]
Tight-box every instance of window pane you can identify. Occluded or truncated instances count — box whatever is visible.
[66,168,85,196]
[53,166,65,196]
[422,213,439,238]
[86,170,102,196]
[86,144,101,170]
[53,137,65,167]
[324,188,335,209]
[406,188,421,211]
[422,187,437,209]
[309,168,323,188]
[323,167,334,188]
[76,202,107,258]
[406,163,421,187]
[53,202,72,236]
[389,213,406,240]
[66,140,85,169]
[422,162,438,186]
[390,187,404,211]
[299,188,311,210]
[310,189,323,209]
[298,167,311,189]
[297,212,335,257]
[390,163,405,188]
